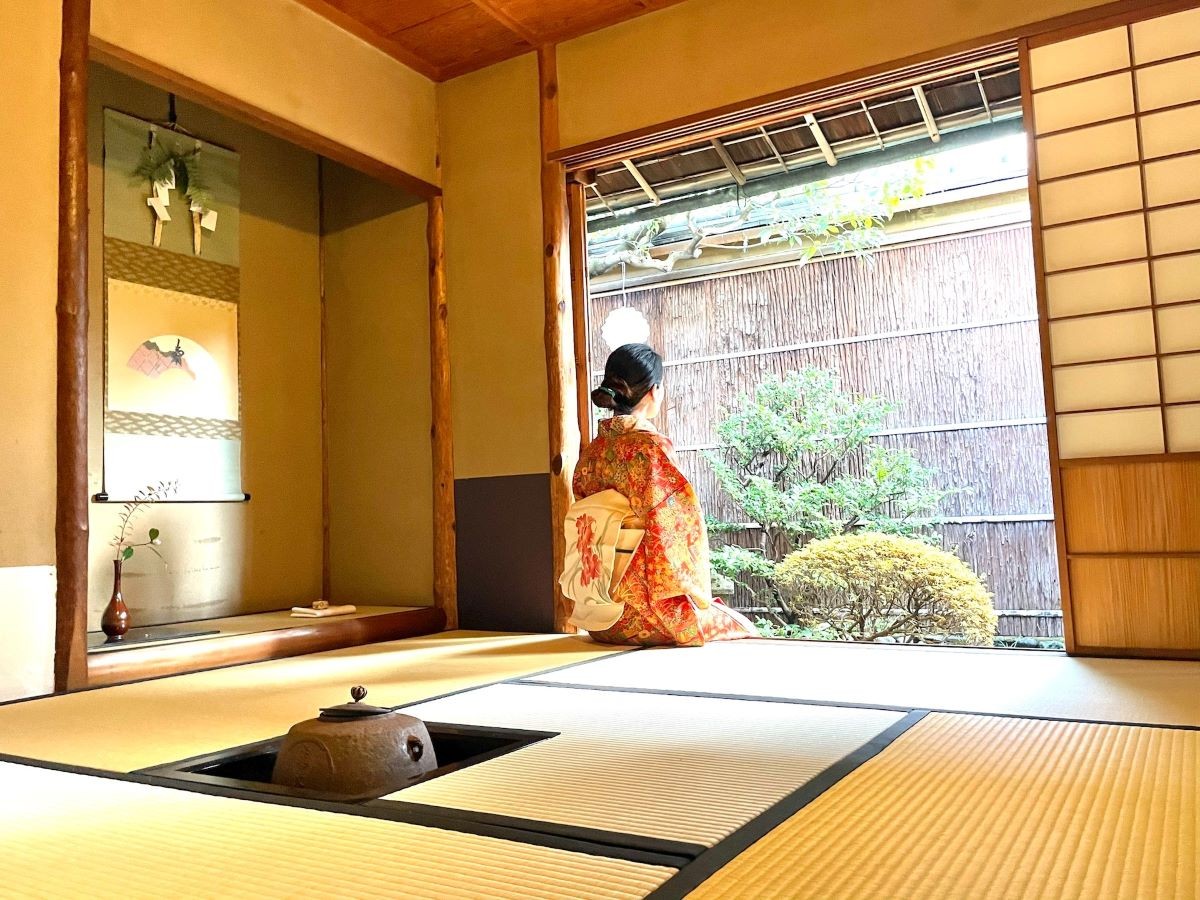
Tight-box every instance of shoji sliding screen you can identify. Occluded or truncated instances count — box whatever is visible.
[1025,2,1200,658]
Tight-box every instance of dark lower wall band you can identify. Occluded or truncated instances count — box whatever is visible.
[454,473,555,633]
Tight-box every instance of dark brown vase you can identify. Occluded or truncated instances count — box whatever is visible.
[101,558,130,638]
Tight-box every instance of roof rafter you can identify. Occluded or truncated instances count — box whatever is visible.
[622,159,661,205]
[758,126,790,172]
[465,0,541,45]
[861,101,885,148]
[710,138,747,185]
[974,71,994,123]
[804,113,838,167]
[912,84,942,143]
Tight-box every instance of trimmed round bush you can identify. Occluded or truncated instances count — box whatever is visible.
[774,532,996,644]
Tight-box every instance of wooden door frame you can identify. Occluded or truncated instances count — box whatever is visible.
[546,0,1199,648]
[1020,1,1200,661]
[54,7,453,691]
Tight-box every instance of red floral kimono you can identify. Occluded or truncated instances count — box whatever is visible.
[572,415,756,647]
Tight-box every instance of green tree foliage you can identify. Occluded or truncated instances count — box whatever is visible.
[774,533,997,644]
[706,369,953,622]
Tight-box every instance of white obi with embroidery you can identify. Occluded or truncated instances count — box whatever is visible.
[560,489,645,632]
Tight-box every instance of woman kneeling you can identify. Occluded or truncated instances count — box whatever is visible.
[563,343,756,647]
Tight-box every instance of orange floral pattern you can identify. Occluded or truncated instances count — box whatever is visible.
[573,416,756,647]
[575,513,603,587]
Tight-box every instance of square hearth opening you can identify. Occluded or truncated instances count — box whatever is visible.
[139,722,556,803]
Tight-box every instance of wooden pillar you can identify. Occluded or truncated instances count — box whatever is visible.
[538,46,579,633]
[318,159,332,603]
[427,195,458,629]
[567,174,592,450]
[55,0,91,693]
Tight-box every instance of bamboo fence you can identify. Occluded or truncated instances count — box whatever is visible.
[588,225,1061,638]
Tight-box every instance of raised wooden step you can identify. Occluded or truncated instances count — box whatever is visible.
[86,605,445,688]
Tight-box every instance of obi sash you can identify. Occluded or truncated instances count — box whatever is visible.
[560,489,645,632]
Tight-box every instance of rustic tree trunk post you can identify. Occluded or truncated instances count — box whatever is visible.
[55,0,92,692]
[567,173,592,451]
[539,45,580,633]
[427,195,458,629]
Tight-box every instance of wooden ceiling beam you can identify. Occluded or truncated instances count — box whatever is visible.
[466,0,543,45]
[804,113,838,167]
[861,101,885,148]
[622,159,661,205]
[758,126,790,172]
[290,0,443,80]
[912,84,942,143]
[975,71,995,122]
[710,137,747,185]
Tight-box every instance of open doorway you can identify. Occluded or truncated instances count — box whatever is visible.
[576,55,1063,650]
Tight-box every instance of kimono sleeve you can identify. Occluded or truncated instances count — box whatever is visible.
[634,437,715,609]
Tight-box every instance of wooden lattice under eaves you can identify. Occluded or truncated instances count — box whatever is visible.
[1027,6,1200,458]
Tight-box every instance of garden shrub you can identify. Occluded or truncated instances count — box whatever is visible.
[774,532,996,644]
[706,368,954,622]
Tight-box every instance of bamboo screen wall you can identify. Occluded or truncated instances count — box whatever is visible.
[588,226,1061,638]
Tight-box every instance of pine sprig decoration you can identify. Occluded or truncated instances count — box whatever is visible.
[134,143,214,210]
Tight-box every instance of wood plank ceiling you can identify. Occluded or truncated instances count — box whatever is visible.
[303,0,690,80]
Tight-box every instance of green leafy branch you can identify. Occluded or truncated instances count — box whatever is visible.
[112,480,177,563]
[704,369,960,622]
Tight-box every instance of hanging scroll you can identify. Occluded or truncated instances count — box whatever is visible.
[102,109,244,500]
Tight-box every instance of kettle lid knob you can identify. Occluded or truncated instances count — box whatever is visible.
[351,685,368,703]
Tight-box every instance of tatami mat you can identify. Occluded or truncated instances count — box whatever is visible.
[0,760,673,899]
[685,712,1199,900]
[530,639,1200,726]
[390,683,904,845]
[0,631,626,771]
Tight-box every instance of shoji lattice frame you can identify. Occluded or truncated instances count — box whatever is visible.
[1023,2,1200,659]
[1026,6,1200,457]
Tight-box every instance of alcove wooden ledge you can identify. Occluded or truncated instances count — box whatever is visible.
[85,605,445,688]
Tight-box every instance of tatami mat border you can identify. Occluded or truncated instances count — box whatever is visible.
[643,710,931,900]
[514,677,1200,731]
[385,646,648,713]
[0,749,689,869]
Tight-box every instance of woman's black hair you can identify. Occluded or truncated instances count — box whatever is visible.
[591,343,664,414]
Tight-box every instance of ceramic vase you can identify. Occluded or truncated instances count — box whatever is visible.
[101,558,130,638]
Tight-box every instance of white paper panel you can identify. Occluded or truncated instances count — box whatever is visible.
[1032,72,1135,135]
[1136,56,1200,112]
[1140,104,1200,158]
[1039,165,1143,226]
[1056,407,1165,458]
[1036,120,1140,179]
[1166,403,1200,451]
[1153,253,1200,303]
[1156,302,1200,353]
[1053,358,1161,411]
[1132,6,1200,64]
[1162,352,1200,402]
[1144,153,1200,206]
[1148,202,1200,255]
[1049,309,1157,365]
[1046,262,1151,317]
[1030,26,1131,89]
[1042,214,1146,272]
